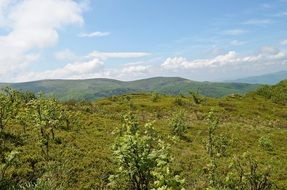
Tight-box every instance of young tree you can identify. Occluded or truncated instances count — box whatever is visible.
[205,110,230,189]
[29,97,69,159]
[109,113,185,190]
[0,88,21,132]
[169,110,187,137]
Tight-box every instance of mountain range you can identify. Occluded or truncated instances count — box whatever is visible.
[0,77,261,101]
[228,70,287,84]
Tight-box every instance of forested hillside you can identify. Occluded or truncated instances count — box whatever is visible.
[0,81,286,190]
[0,77,261,101]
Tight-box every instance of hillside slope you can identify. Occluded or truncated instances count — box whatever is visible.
[1,83,287,189]
[0,77,261,101]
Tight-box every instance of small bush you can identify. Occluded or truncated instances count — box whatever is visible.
[169,110,187,137]
[258,136,273,151]
[151,92,160,102]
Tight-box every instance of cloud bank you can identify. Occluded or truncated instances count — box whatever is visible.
[0,0,84,81]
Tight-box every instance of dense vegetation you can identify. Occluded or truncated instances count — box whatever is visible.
[0,77,261,101]
[255,80,287,105]
[0,80,286,189]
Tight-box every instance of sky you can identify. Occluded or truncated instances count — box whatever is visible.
[0,0,287,82]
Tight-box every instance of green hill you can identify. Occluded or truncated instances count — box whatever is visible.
[0,77,261,101]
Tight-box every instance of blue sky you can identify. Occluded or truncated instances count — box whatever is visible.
[0,0,287,82]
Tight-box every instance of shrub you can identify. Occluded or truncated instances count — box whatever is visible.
[174,97,184,106]
[169,110,187,137]
[109,113,185,190]
[189,91,204,104]
[225,153,273,190]
[151,92,160,102]
[258,136,273,151]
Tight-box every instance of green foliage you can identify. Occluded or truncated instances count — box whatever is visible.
[169,110,187,137]
[258,136,273,152]
[174,97,185,106]
[0,87,21,131]
[0,86,286,189]
[151,92,160,102]
[205,112,272,190]
[205,110,223,188]
[0,150,20,188]
[29,98,70,159]
[256,80,287,105]
[225,153,273,190]
[189,91,204,104]
[109,113,185,190]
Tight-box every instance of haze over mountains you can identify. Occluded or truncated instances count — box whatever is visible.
[228,70,287,84]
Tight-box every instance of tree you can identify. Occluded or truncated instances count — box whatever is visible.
[109,113,185,190]
[29,97,69,159]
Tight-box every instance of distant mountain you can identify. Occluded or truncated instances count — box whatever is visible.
[229,70,287,84]
[0,77,261,101]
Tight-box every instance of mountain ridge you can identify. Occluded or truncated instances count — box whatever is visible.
[0,77,261,101]
[228,70,287,84]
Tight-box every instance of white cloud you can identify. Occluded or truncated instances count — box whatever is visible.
[79,31,110,38]
[17,57,104,81]
[161,48,287,70]
[222,29,247,36]
[121,65,150,75]
[243,19,272,25]
[0,0,84,81]
[161,52,240,69]
[16,50,151,81]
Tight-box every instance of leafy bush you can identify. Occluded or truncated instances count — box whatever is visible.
[225,153,273,190]
[169,110,187,137]
[256,80,287,105]
[258,136,273,151]
[174,97,185,106]
[109,113,185,190]
[151,92,160,102]
[189,91,204,104]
